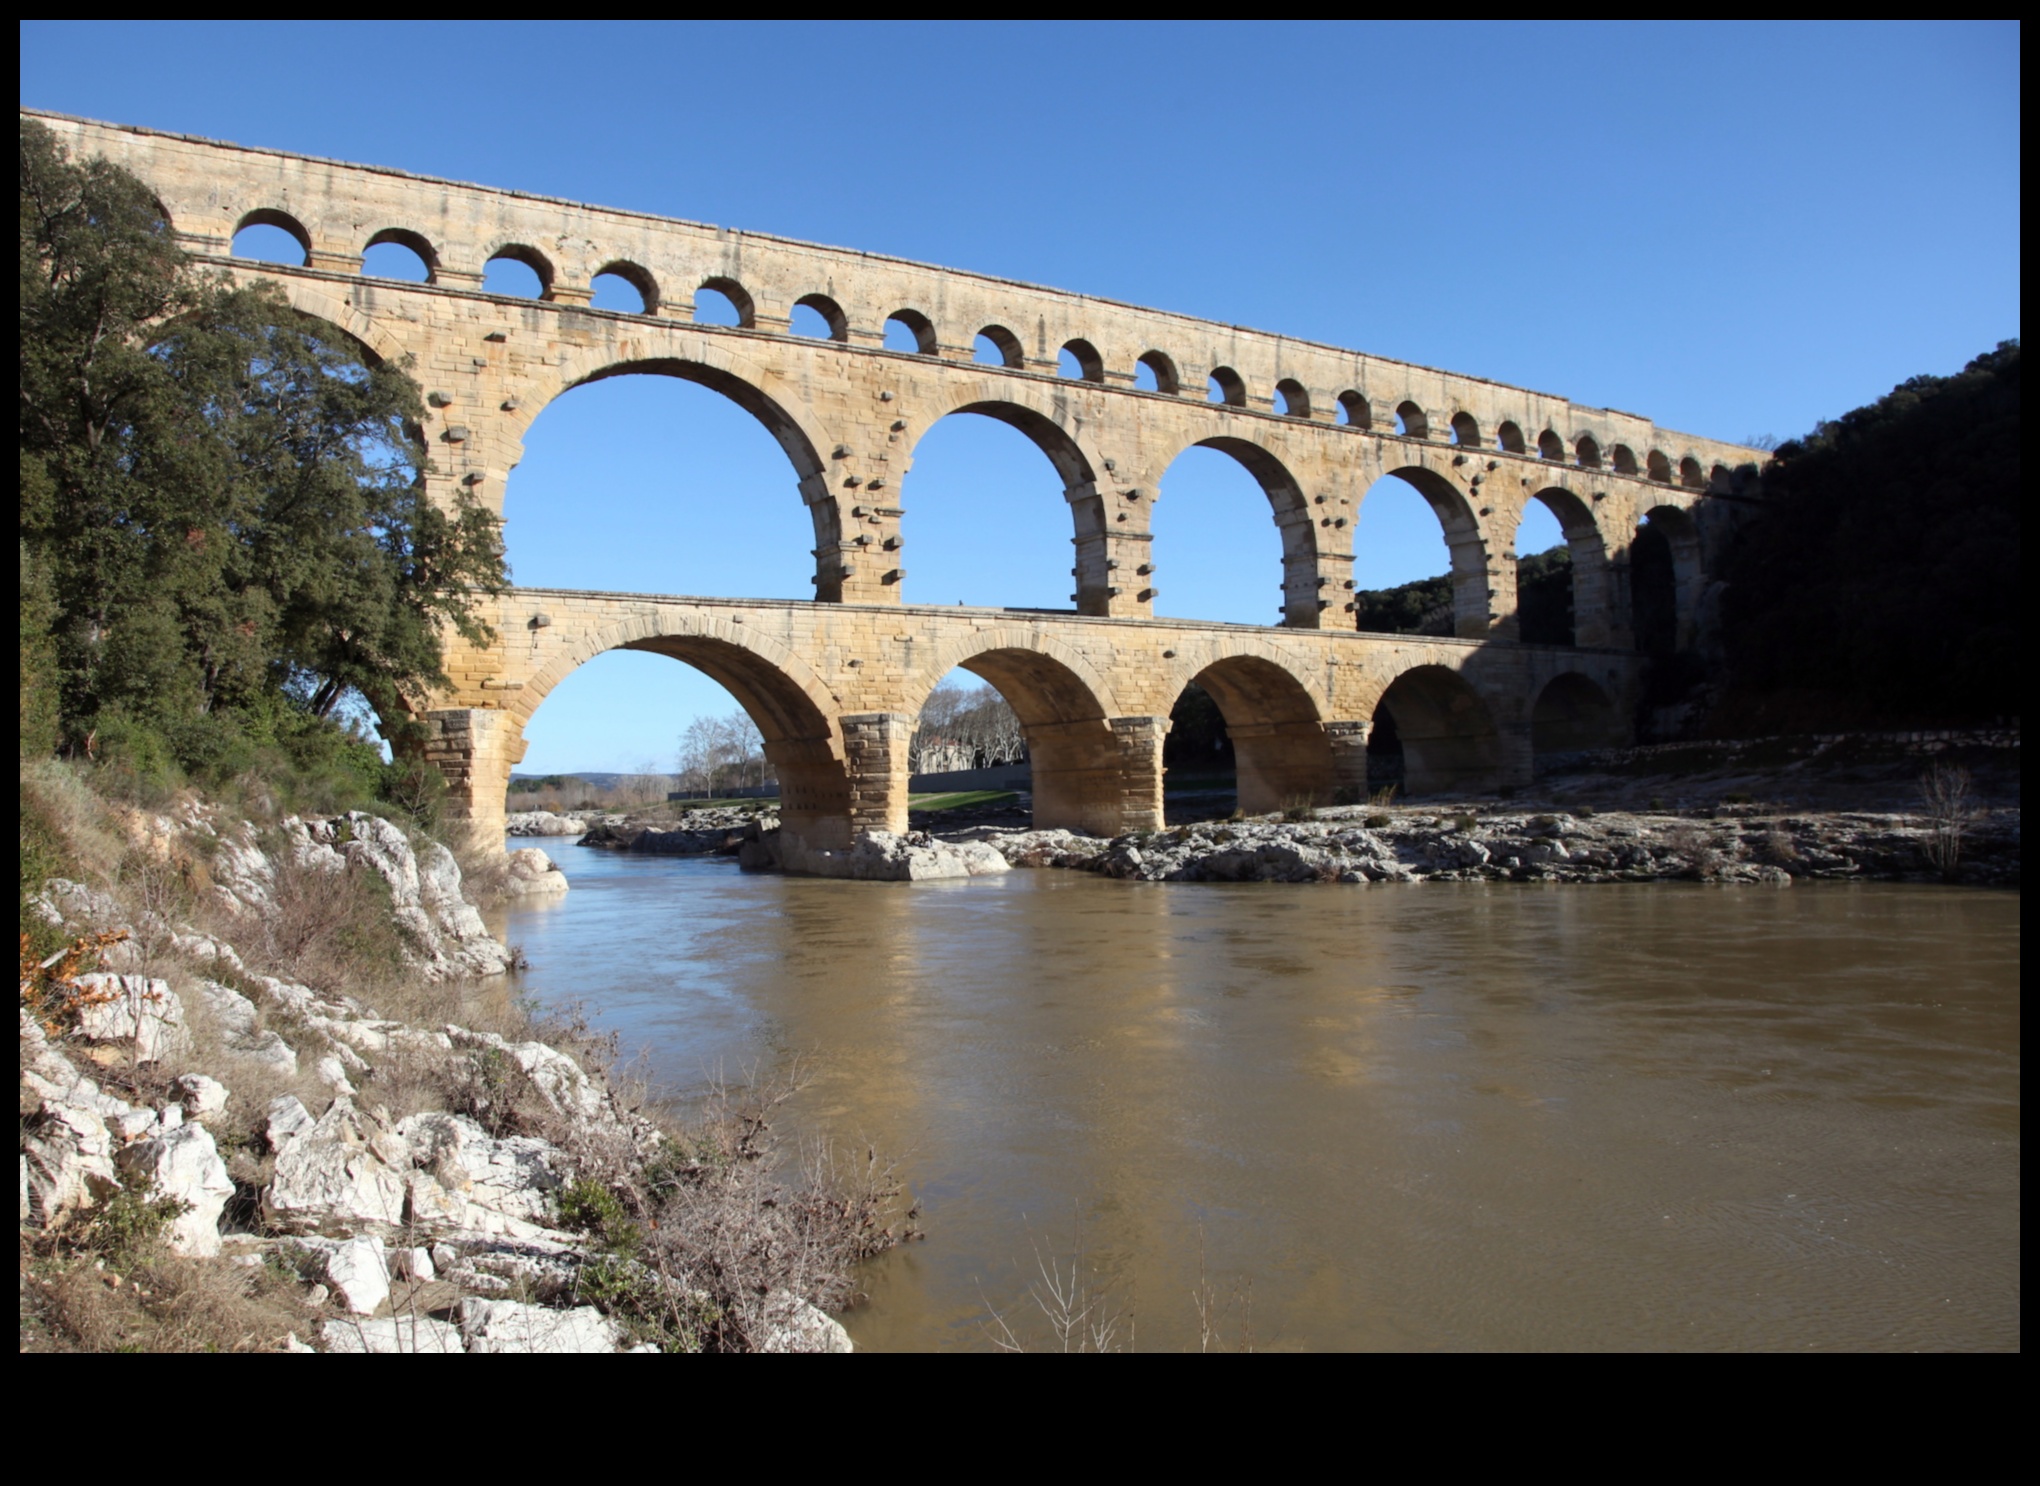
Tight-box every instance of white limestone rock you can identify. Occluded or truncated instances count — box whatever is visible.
[21,1086,120,1227]
[395,1110,568,1238]
[503,846,570,896]
[169,931,244,974]
[266,1095,316,1152]
[211,831,276,914]
[753,1293,855,1354]
[460,1298,620,1354]
[28,877,123,931]
[315,1055,357,1097]
[188,977,259,1036]
[441,1029,647,1147]
[175,1073,230,1121]
[264,1097,408,1232]
[321,1315,465,1354]
[326,1235,390,1315]
[506,811,588,837]
[72,974,190,1062]
[114,1121,234,1257]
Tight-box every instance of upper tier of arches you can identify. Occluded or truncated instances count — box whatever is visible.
[38,105,1756,496]
[226,200,1742,490]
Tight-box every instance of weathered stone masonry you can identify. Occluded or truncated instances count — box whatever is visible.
[26,110,1770,856]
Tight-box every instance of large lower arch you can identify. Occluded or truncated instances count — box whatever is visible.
[1365,465,1492,638]
[514,610,851,848]
[1530,672,1623,767]
[1371,664,1500,795]
[1180,652,1334,814]
[1524,486,1616,647]
[906,630,1120,834]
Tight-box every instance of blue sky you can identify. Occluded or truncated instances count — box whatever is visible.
[21,21,2021,773]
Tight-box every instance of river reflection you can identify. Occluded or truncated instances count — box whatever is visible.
[493,844,2020,1352]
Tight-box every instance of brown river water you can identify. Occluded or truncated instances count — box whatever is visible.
[492,842,2020,1352]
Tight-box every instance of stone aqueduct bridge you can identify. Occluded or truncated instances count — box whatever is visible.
[33,111,1769,855]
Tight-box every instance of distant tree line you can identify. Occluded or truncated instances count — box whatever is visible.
[1353,545,1574,645]
[18,121,507,813]
[910,680,1025,774]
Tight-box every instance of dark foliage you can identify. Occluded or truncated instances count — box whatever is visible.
[1354,573,1452,635]
[1164,682,1232,769]
[19,120,508,802]
[1354,547,1573,644]
[1516,546,1574,646]
[1713,341,2019,730]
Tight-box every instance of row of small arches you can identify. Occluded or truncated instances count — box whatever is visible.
[231,211,1716,490]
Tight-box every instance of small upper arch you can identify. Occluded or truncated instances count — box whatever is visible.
[696,276,755,328]
[1496,420,1527,454]
[792,293,849,341]
[591,259,660,315]
[1646,448,1673,483]
[1059,338,1105,383]
[1450,412,1482,448]
[1274,379,1312,418]
[232,208,312,266]
[485,243,556,298]
[361,227,437,282]
[1335,391,1372,429]
[975,324,1025,368]
[1537,429,1566,461]
[1135,351,1180,394]
[1395,401,1430,439]
[1208,366,1247,408]
[1574,434,1603,469]
[884,308,938,355]
[1679,456,1706,489]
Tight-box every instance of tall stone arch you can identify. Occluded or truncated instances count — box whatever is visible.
[1156,431,1334,628]
[515,340,852,598]
[907,378,1126,615]
[1352,450,1496,639]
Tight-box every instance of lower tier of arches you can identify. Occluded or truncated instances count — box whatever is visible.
[417,595,1645,865]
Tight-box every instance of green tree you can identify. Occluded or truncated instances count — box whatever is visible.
[19,120,506,779]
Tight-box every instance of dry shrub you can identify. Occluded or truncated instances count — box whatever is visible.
[1758,828,1801,867]
[646,1069,911,1323]
[451,837,514,909]
[1664,823,1725,879]
[1918,763,1977,879]
[236,844,409,999]
[980,1216,1132,1354]
[21,1239,309,1354]
[19,759,128,884]
[504,1055,913,1352]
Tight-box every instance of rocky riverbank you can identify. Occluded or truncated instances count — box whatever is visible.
[555,798,2018,887]
[21,786,896,1353]
[949,801,2021,885]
